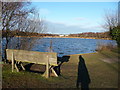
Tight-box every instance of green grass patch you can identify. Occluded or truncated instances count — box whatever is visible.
[2,49,119,88]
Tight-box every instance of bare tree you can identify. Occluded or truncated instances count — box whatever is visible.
[103,2,120,47]
[0,1,2,54]
[103,9,118,30]
[118,1,120,26]
[12,12,45,50]
[2,2,45,60]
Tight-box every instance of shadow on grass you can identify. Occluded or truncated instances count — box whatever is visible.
[23,56,70,75]
[54,56,70,76]
[76,55,91,90]
[24,63,44,74]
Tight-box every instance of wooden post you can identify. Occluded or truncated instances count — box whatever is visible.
[50,40,53,52]
[12,52,14,72]
[46,55,49,78]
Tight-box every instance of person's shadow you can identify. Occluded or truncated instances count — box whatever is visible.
[76,55,91,90]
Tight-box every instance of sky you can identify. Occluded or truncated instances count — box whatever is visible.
[31,2,118,34]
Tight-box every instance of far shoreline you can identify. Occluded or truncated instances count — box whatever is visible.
[15,36,112,40]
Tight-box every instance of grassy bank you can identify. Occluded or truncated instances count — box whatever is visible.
[2,49,119,88]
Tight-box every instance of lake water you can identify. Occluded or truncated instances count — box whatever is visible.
[31,38,117,57]
[2,37,117,57]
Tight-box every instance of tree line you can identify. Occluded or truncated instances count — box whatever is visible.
[2,30,59,37]
[2,30,111,39]
[68,32,110,39]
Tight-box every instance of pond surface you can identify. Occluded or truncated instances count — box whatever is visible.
[31,38,117,57]
[2,37,117,57]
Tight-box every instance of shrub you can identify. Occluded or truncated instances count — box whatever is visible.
[96,42,117,52]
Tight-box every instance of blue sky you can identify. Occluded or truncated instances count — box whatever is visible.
[31,2,118,34]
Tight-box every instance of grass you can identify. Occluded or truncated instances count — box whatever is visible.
[2,49,119,88]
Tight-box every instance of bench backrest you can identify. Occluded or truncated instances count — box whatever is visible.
[6,49,58,66]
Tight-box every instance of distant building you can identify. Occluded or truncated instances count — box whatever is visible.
[59,34,64,37]
[65,35,69,37]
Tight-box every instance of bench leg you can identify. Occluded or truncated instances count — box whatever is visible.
[43,66,58,77]
[12,52,14,72]
[42,56,58,78]
[20,62,25,70]
[51,67,58,77]
[15,61,19,72]
[15,64,19,72]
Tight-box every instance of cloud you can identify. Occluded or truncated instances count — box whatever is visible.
[44,20,103,34]
[72,17,93,26]
[45,21,80,34]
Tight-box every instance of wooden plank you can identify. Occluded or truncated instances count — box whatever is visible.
[6,49,58,66]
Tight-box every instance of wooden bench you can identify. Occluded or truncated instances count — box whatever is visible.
[6,49,58,78]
